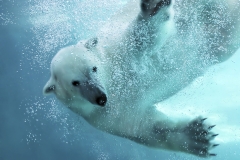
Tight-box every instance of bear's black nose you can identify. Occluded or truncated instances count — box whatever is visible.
[96,93,107,107]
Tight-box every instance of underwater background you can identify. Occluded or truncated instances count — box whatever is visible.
[1,0,240,159]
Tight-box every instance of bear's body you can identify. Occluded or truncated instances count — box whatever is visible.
[43,0,240,157]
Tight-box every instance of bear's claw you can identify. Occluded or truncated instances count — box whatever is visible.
[212,134,219,137]
[208,125,216,129]
[213,144,219,147]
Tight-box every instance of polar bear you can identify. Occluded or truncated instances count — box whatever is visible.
[43,0,240,157]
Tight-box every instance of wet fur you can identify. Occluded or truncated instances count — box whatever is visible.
[44,0,240,157]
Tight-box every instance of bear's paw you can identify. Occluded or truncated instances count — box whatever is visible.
[182,117,219,157]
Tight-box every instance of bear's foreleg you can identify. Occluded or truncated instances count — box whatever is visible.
[122,0,174,54]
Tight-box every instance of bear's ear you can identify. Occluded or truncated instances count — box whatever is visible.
[43,79,55,95]
[84,37,98,49]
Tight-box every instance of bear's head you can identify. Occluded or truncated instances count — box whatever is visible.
[43,38,107,113]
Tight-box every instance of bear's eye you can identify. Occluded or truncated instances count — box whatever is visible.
[72,81,80,86]
[92,66,97,73]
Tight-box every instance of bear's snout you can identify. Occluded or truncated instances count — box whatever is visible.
[96,93,107,107]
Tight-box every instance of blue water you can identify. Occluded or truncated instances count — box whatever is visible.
[1,0,240,159]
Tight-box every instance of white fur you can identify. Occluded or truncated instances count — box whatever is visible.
[43,0,240,157]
